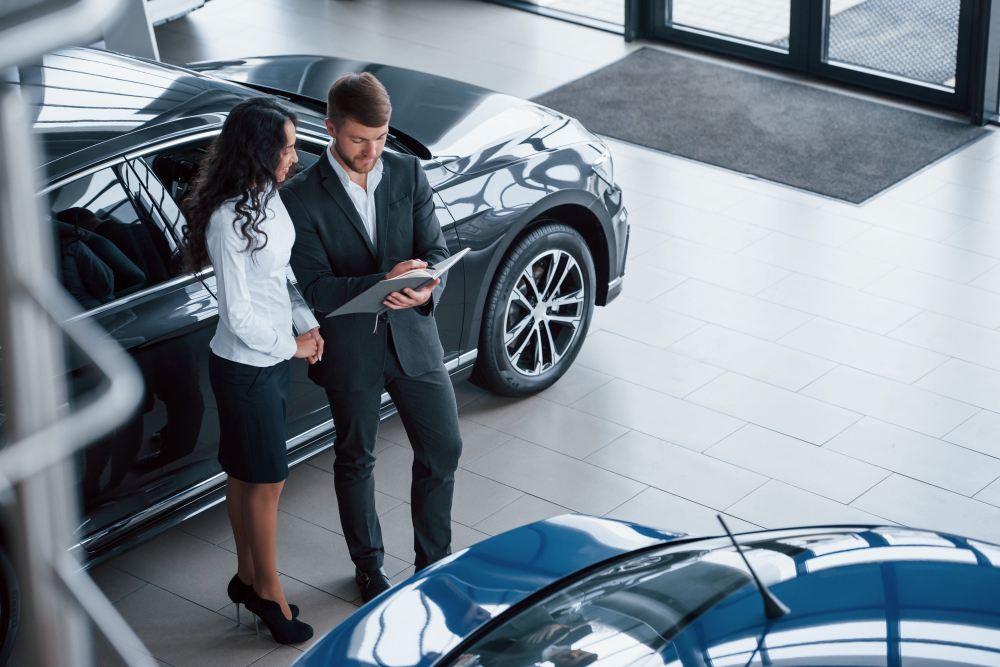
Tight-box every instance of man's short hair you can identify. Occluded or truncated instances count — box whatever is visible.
[327,72,392,128]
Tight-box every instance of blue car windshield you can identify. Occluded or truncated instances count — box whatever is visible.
[446,541,792,667]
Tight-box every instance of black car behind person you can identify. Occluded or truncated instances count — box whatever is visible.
[0,45,627,609]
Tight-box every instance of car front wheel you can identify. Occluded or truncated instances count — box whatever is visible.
[473,221,596,397]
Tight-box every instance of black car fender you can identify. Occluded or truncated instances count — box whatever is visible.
[461,187,617,351]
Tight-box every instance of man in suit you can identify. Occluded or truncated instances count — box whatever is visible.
[282,73,463,603]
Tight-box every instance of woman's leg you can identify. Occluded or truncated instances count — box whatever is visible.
[226,477,254,585]
[243,480,292,620]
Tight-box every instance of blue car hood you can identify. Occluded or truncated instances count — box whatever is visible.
[292,515,683,667]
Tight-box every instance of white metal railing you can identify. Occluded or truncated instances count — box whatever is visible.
[0,1,158,665]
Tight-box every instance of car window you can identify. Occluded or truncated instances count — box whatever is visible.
[122,158,185,255]
[47,166,178,311]
[449,543,804,667]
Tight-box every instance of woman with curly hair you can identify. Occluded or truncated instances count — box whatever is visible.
[182,96,321,645]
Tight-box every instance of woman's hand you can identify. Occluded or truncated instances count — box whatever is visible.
[307,326,324,364]
[294,332,319,361]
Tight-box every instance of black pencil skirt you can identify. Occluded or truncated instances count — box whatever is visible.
[209,352,290,484]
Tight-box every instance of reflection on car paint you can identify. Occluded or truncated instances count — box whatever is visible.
[296,521,1000,667]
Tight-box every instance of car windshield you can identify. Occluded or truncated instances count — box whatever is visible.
[449,540,797,667]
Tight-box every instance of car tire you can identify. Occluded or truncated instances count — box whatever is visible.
[472,221,595,397]
[0,545,18,664]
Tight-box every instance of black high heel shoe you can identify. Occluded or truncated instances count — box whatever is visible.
[227,575,299,623]
[245,596,313,645]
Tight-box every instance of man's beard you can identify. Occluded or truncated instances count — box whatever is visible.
[335,142,380,174]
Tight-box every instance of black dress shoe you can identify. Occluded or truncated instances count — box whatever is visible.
[227,574,298,622]
[245,596,313,645]
[356,567,391,604]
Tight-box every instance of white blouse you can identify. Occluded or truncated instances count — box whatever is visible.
[207,192,319,367]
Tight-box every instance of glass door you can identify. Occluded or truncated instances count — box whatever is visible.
[647,0,977,113]
[810,0,971,108]
[651,0,806,69]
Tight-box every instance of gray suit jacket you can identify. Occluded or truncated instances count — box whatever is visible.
[281,150,449,392]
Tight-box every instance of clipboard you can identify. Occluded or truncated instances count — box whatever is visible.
[327,247,470,318]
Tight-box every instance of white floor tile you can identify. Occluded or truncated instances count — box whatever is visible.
[831,197,973,242]
[590,294,705,348]
[866,268,1000,329]
[779,318,948,384]
[919,182,1000,223]
[825,418,1000,497]
[616,161,755,213]
[915,359,1000,413]
[629,198,769,252]
[881,172,947,204]
[460,394,628,459]
[576,331,723,398]
[758,274,920,335]
[585,430,767,509]
[801,366,979,438]
[889,312,1000,372]
[636,237,791,295]
[707,424,889,503]
[686,372,861,445]
[537,364,614,406]
[740,232,894,290]
[604,488,760,536]
[943,410,1000,458]
[451,468,524,527]
[721,193,871,246]
[614,262,688,302]
[974,478,1000,508]
[464,439,646,515]
[968,264,1000,294]
[571,379,746,451]
[841,227,997,283]
[944,220,1000,260]
[726,480,891,529]
[473,495,573,536]
[627,224,671,258]
[852,475,1000,543]
[654,279,813,341]
[670,324,836,391]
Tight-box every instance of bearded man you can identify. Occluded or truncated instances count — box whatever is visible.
[282,73,462,603]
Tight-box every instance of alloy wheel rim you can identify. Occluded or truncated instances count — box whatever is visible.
[503,249,585,377]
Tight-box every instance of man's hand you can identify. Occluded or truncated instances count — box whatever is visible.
[385,259,427,280]
[383,279,440,310]
[526,624,565,644]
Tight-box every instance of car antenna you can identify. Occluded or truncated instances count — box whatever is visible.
[717,515,790,619]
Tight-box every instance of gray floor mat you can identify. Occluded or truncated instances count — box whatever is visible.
[533,48,985,204]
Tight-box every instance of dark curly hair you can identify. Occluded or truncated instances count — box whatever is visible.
[181,96,297,271]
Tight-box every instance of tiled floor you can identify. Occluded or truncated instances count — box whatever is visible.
[50,0,1000,666]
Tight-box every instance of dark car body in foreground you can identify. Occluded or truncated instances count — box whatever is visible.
[293,515,1000,667]
[0,47,626,566]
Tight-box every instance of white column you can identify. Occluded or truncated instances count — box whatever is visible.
[103,0,159,61]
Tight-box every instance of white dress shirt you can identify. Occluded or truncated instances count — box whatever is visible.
[327,141,382,247]
[207,192,319,367]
